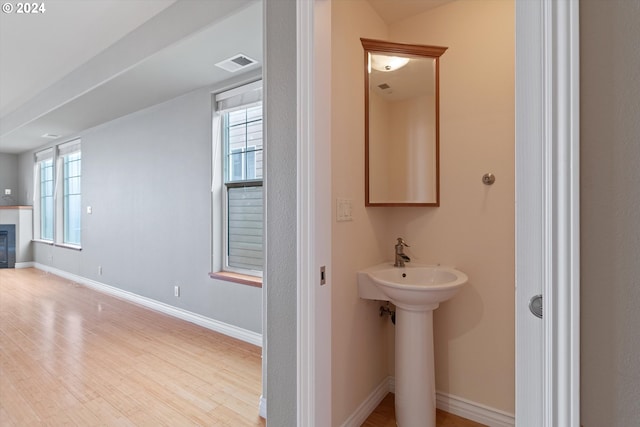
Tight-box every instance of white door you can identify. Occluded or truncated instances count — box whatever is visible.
[515,1,580,426]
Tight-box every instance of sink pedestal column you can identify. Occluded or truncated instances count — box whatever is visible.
[394,303,439,427]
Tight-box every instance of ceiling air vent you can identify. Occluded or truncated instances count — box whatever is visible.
[215,54,258,73]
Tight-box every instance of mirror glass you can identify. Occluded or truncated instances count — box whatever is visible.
[362,38,447,206]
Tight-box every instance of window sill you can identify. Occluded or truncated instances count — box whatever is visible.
[209,271,262,288]
[32,239,53,245]
[31,240,82,251]
[55,243,82,251]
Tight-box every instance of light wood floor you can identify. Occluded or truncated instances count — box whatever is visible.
[1,268,485,427]
[0,268,264,426]
[363,393,487,427]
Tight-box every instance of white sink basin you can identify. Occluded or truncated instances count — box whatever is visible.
[358,262,468,309]
[358,262,468,426]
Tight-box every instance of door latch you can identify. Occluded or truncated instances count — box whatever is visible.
[529,294,543,319]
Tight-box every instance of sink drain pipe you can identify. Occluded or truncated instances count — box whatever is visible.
[380,303,396,325]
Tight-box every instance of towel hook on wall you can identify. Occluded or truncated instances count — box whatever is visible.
[482,173,496,185]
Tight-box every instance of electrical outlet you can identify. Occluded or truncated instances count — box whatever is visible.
[174,285,180,297]
[98,266,102,275]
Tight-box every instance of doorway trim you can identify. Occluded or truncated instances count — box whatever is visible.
[515,0,580,425]
[296,0,580,425]
[297,0,332,426]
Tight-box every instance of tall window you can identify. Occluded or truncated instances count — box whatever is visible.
[33,148,54,241]
[216,82,263,276]
[33,141,82,247]
[37,153,54,241]
[59,141,82,246]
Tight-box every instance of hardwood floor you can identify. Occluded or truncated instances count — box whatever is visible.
[0,268,264,426]
[363,393,487,427]
[1,268,486,426]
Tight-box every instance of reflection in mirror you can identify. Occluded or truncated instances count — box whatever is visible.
[361,38,447,206]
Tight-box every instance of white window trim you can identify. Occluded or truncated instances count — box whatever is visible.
[32,140,82,249]
[33,148,54,242]
[214,81,264,278]
[56,141,82,247]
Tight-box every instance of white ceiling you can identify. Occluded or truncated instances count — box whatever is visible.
[0,0,262,154]
[0,0,177,117]
[0,0,451,154]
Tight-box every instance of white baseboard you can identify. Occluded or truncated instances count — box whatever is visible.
[259,395,267,419]
[340,376,391,427]
[436,391,515,427]
[15,262,35,269]
[346,376,514,427]
[33,263,262,347]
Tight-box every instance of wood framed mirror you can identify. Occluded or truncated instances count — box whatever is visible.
[361,38,447,206]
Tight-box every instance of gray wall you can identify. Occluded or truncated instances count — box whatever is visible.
[264,0,297,424]
[0,153,18,205]
[17,86,262,334]
[581,0,640,425]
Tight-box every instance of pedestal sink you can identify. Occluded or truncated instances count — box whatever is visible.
[358,263,468,427]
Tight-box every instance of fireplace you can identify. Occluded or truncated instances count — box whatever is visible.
[0,224,16,268]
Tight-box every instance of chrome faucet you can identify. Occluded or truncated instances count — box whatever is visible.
[394,237,410,267]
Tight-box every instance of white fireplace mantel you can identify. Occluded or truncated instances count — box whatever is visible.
[0,206,33,267]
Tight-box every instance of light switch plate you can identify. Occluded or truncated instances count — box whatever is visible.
[4,189,11,195]
[336,198,353,222]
